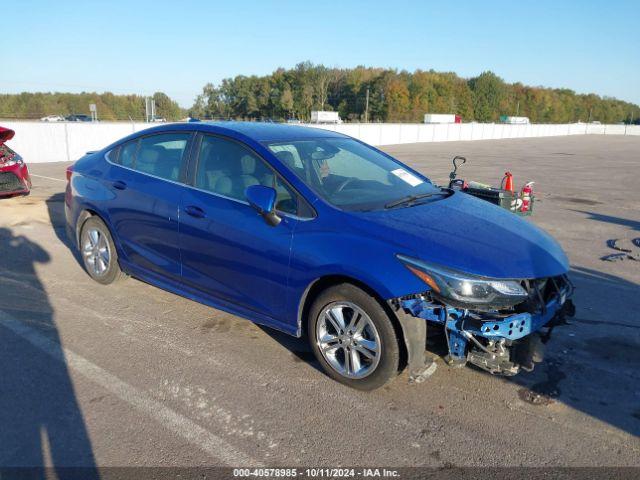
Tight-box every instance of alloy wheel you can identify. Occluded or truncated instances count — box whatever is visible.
[83,228,111,276]
[316,302,381,379]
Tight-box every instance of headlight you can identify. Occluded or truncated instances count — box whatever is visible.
[397,254,528,310]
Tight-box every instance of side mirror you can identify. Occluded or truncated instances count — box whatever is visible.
[245,185,281,227]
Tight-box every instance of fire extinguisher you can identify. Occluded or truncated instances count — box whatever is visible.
[520,182,534,212]
[501,172,514,192]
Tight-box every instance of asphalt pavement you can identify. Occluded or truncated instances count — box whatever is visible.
[1,135,639,470]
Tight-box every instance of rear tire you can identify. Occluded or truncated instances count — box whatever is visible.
[308,283,400,390]
[79,216,126,285]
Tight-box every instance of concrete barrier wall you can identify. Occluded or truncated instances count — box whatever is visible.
[309,122,640,143]
[1,121,152,164]
[2,120,639,163]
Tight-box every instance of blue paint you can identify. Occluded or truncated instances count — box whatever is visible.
[66,122,571,338]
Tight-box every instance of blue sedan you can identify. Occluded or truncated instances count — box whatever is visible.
[65,122,574,390]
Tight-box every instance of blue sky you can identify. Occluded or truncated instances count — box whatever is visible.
[3,0,639,107]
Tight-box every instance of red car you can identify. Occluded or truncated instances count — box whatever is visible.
[0,126,31,197]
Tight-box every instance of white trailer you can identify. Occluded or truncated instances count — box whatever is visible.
[423,113,458,124]
[310,111,342,124]
[500,116,530,124]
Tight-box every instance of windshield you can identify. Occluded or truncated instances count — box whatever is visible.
[265,138,442,211]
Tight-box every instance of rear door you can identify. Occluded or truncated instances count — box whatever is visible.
[178,133,305,324]
[105,131,193,282]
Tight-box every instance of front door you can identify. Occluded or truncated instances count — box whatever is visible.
[179,134,300,325]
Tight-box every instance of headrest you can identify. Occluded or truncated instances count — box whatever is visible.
[140,147,160,163]
[240,155,256,174]
[275,150,295,167]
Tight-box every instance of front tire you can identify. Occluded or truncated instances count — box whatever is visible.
[308,283,400,390]
[79,216,126,285]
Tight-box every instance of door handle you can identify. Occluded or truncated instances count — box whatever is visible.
[113,180,127,190]
[184,205,206,218]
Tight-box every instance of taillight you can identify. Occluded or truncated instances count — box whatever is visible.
[66,164,74,182]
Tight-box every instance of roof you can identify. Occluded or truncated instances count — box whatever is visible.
[105,121,350,152]
[194,121,347,142]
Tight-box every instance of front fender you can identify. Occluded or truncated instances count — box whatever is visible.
[287,226,428,334]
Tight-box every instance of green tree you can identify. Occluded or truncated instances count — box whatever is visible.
[280,85,294,118]
[152,92,181,120]
[468,71,508,122]
[0,91,184,121]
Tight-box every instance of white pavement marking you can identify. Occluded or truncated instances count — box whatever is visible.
[30,174,66,183]
[0,311,260,466]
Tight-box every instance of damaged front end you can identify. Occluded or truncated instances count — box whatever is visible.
[390,255,575,379]
[0,126,31,197]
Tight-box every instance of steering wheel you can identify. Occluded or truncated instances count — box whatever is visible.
[335,177,357,193]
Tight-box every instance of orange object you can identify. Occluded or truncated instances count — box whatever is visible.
[502,172,514,192]
[406,265,440,293]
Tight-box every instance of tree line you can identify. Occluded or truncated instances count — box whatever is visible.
[1,63,638,124]
[0,91,183,121]
[190,62,639,124]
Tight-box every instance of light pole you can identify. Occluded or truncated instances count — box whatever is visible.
[145,97,156,122]
[364,87,370,123]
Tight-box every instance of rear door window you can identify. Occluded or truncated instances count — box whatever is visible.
[135,133,191,182]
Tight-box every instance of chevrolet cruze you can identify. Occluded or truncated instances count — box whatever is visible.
[65,122,574,390]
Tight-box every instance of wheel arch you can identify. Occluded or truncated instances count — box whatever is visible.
[75,209,121,258]
[297,274,408,370]
[75,208,102,247]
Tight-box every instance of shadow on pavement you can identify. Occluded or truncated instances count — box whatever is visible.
[572,209,640,232]
[257,325,322,372]
[45,192,83,264]
[0,227,99,477]
[508,266,640,437]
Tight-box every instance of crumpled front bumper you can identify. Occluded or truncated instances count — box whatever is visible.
[395,275,575,376]
[0,163,31,196]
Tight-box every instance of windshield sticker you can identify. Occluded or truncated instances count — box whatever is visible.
[391,168,424,187]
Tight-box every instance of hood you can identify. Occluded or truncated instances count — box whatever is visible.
[0,127,15,145]
[354,191,569,279]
